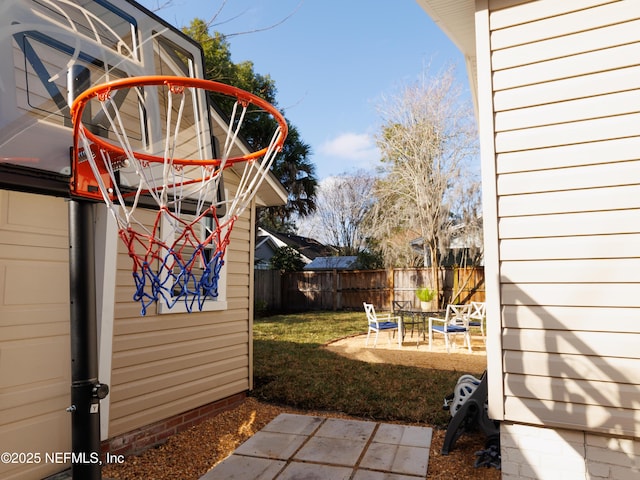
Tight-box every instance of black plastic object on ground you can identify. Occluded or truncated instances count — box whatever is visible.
[441,370,500,470]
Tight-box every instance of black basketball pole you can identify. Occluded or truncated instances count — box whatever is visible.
[68,200,102,480]
[67,65,106,480]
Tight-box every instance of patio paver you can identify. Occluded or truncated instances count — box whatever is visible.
[295,435,369,466]
[233,431,308,460]
[199,413,433,480]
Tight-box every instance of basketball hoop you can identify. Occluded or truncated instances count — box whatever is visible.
[70,75,287,315]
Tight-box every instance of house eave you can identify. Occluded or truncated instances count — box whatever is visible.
[208,104,288,208]
[415,0,479,115]
[254,171,288,207]
[415,0,476,57]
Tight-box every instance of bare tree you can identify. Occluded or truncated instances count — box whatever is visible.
[366,65,479,305]
[298,171,376,255]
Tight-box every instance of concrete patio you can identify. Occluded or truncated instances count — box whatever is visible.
[199,413,433,480]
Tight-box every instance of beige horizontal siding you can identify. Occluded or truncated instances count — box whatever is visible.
[111,332,247,370]
[109,182,253,437]
[112,343,247,385]
[111,356,248,404]
[113,320,247,352]
[111,308,248,336]
[488,0,640,437]
[109,378,247,435]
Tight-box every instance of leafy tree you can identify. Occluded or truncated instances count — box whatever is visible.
[354,249,385,270]
[182,19,277,147]
[182,19,317,230]
[269,246,305,271]
[259,124,317,232]
[366,66,480,305]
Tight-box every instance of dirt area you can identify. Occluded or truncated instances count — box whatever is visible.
[103,332,496,479]
[325,332,488,375]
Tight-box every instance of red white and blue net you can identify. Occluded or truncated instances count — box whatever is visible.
[70,76,287,315]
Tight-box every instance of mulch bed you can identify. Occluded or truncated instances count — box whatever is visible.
[103,397,500,479]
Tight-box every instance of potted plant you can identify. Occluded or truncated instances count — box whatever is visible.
[416,287,436,311]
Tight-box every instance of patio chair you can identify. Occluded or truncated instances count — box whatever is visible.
[428,304,472,353]
[364,302,401,348]
[468,301,486,341]
[392,300,412,313]
[392,300,419,341]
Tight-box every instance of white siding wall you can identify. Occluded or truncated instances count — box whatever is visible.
[486,0,640,437]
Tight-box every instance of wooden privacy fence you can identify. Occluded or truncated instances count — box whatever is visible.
[255,267,485,312]
[253,269,281,312]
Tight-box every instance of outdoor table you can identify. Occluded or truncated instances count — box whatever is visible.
[396,309,446,346]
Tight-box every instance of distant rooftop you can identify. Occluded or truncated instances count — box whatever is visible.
[258,227,337,261]
[303,256,358,271]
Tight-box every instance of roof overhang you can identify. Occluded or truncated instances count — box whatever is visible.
[253,170,289,207]
[208,104,289,209]
[415,0,478,114]
[223,164,287,208]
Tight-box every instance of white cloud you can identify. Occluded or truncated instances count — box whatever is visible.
[314,132,382,179]
[319,132,378,160]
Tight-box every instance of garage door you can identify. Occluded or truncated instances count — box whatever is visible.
[0,190,71,480]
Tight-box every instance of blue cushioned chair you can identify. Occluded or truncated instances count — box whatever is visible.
[364,302,401,348]
[468,301,486,342]
[428,304,472,353]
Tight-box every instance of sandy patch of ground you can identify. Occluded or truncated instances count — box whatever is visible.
[324,332,487,374]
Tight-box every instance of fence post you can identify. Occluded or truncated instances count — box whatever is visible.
[332,269,338,311]
[387,268,394,309]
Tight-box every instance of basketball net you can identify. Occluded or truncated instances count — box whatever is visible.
[70,76,287,315]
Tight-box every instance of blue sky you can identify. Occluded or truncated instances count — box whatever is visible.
[138,0,468,179]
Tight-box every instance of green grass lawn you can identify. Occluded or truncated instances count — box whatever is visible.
[252,310,477,427]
